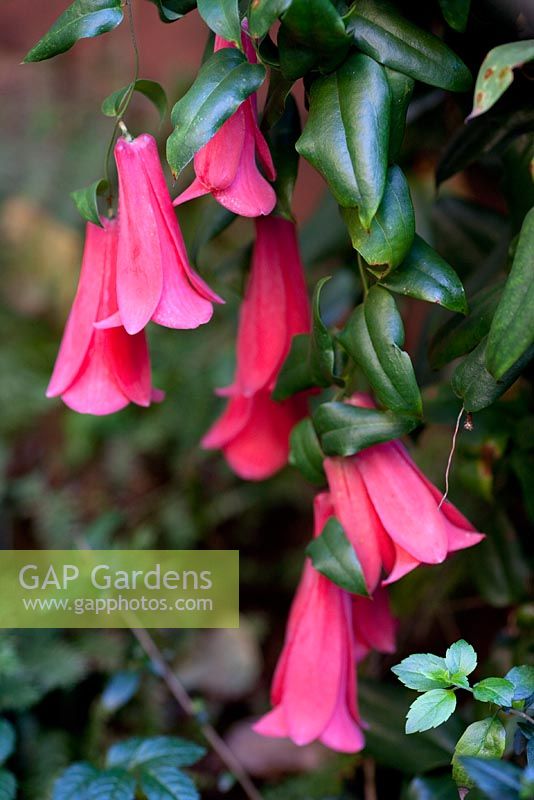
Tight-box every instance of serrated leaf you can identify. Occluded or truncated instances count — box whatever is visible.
[445,640,477,678]
[458,757,522,800]
[0,770,16,800]
[342,165,415,274]
[296,53,390,226]
[0,721,15,765]
[473,678,515,706]
[87,770,136,800]
[469,40,534,119]
[313,402,418,456]
[101,80,168,121]
[392,654,452,691]
[147,0,196,22]
[167,48,266,175]
[197,0,241,45]
[386,68,414,161]
[24,0,123,63]
[306,517,369,595]
[406,690,457,734]
[289,418,326,485]
[486,207,534,379]
[344,0,471,92]
[266,92,301,220]
[379,235,468,314]
[101,672,140,713]
[71,179,109,227]
[505,666,534,702]
[452,717,506,789]
[438,0,471,32]
[52,763,98,800]
[338,286,422,417]
[140,766,199,800]
[429,283,502,370]
[107,737,205,770]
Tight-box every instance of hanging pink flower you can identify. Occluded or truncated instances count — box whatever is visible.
[202,216,311,479]
[100,133,223,336]
[324,395,485,593]
[173,33,276,217]
[253,493,366,752]
[353,587,398,662]
[47,219,162,415]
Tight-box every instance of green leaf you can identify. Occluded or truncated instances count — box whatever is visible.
[445,640,477,678]
[273,334,316,401]
[24,0,123,63]
[140,766,199,800]
[429,283,502,370]
[190,201,236,262]
[0,770,16,800]
[392,654,452,691]
[505,666,534,701]
[486,207,534,379]
[314,402,418,456]
[406,690,457,734]
[147,0,197,23]
[452,717,506,789]
[0,721,15,765]
[386,68,414,161]
[458,757,522,800]
[197,0,241,45]
[341,165,415,275]
[306,517,369,595]
[379,236,468,314]
[101,80,168,121]
[248,0,292,38]
[278,28,317,80]
[344,0,471,92]
[101,672,141,713]
[53,763,99,800]
[310,278,336,385]
[403,775,460,800]
[167,48,266,175]
[71,179,109,227]
[472,677,515,706]
[279,0,350,76]
[87,770,136,800]
[469,41,534,119]
[107,737,205,770]
[452,336,534,412]
[289,418,326,486]
[438,0,471,32]
[338,286,422,417]
[266,92,301,220]
[296,53,390,226]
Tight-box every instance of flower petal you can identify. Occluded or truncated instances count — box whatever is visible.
[60,331,130,415]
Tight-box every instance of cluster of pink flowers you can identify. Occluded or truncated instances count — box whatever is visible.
[47,25,485,755]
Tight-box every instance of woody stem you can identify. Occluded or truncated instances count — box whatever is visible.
[357,253,369,298]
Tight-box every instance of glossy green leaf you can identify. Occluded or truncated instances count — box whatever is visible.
[140,766,198,800]
[386,68,414,161]
[306,517,369,595]
[86,770,136,800]
[344,0,471,92]
[197,0,241,45]
[266,92,301,220]
[403,775,459,800]
[379,235,468,314]
[277,28,317,80]
[505,666,534,701]
[341,165,415,274]
[392,654,451,692]
[438,0,471,32]
[24,0,123,62]
[473,677,515,706]
[313,402,418,456]
[101,80,168,121]
[289,418,326,485]
[338,286,422,417]
[310,278,336,385]
[52,763,99,800]
[248,0,292,38]
[107,736,206,770]
[272,334,316,401]
[486,207,534,379]
[0,771,16,800]
[147,0,196,23]
[452,336,534,412]
[406,690,457,734]
[469,41,534,119]
[452,718,506,789]
[262,70,294,128]
[458,757,522,800]
[296,53,390,226]
[0,721,15,765]
[429,283,502,370]
[167,48,265,175]
[445,640,477,678]
[279,0,350,75]
[71,179,109,227]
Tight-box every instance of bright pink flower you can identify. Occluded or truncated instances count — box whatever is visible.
[47,219,162,415]
[202,217,311,479]
[324,395,485,593]
[253,493,366,752]
[102,133,223,335]
[173,33,276,217]
[353,587,398,662]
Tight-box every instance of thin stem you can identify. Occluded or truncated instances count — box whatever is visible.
[357,253,369,298]
[438,405,464,509]
[506,707,534,725]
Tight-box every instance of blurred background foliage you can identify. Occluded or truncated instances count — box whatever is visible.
[0,0,533,797]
